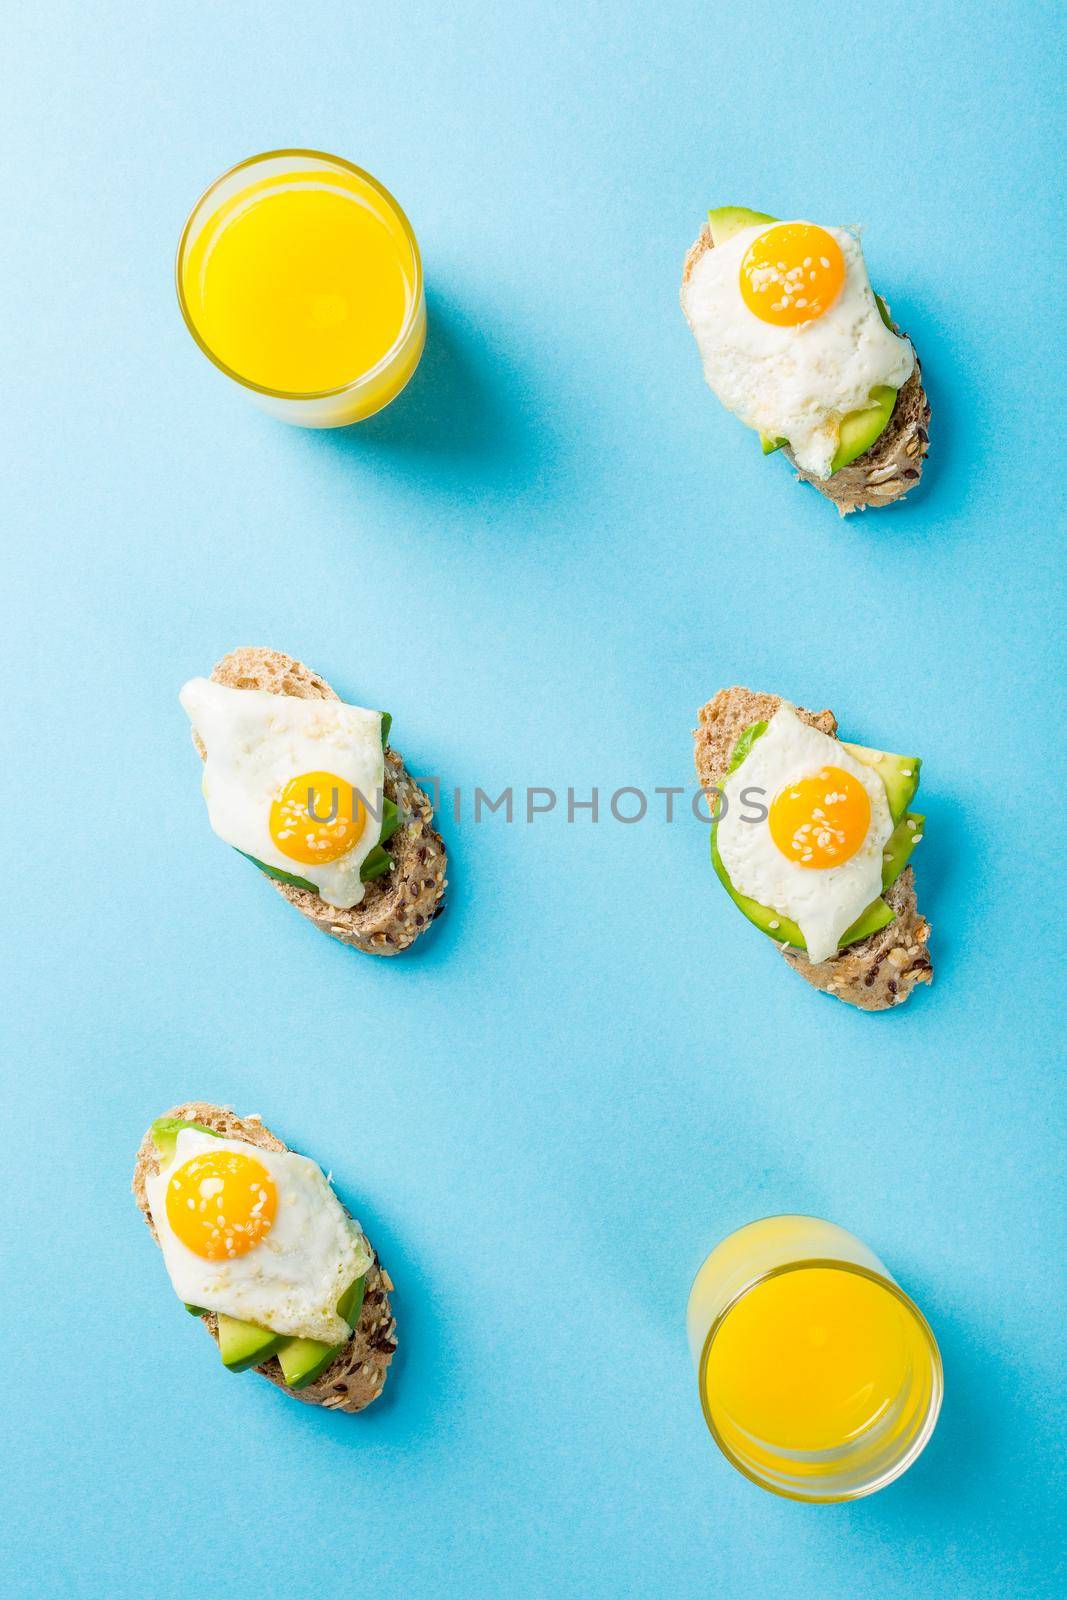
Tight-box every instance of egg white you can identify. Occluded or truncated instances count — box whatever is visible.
[716,705,892,964]
[681,222,915,478]
[145,1129,372,1343]
[180,678,385,909]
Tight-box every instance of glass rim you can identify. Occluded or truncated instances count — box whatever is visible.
[174,147,424,403]
[696,1256,944,1504]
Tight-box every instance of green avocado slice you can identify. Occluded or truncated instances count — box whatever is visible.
[150,1116,220,1161]
[705,207,900,472]
[275,1274,367,1391]
[840,744,920,824]
[726,719,768,775]
[217,1314,286,1373]
[710,830,894,950]
[276,1336,345,1390]
[707,206,777,248]
[882,813,924,888]
[830,386,897,473]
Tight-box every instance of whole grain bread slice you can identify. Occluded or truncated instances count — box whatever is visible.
[133,1103,397,1413]
[681,225,931,514]
[694,687,932,1011]
[194,647,446,954]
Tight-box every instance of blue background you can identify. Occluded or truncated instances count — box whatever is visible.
[2,3,1064,1596]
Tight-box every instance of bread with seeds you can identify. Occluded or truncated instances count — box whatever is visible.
[182,647,446,954]
[694,687,932,1011]
[681,212,930,514]
[133,1102,396,1413]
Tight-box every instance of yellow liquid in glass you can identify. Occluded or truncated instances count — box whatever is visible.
[181,168,415,394]
[705,1266,929,1463]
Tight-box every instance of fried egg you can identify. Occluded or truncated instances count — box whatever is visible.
[681,221,914,478]
[716,705,892,963]
[180,678,385,909]
[146,1128,372,1342]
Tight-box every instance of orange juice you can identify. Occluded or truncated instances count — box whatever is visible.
[687,1217,942,1500]
[177,151,424,426]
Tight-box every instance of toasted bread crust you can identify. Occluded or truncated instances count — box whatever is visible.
[681,224,931,514]
[133,1103,396,1413]
[694,687,932,1011]
[194,647,447,954]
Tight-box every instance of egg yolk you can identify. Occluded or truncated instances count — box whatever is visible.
[768,765,871,869]
[166,1150,277,1260]
[269,770,366,865]
[740,223,846,327]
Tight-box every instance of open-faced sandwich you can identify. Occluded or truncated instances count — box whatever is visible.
[681,208,930,513]
[180,646,446,954]
[694,688,932,1010]
[133,1104,396,1412]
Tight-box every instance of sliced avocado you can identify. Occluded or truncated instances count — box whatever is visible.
[768,391,898,473]
[882,813,924,889]
[710,830,894,950]
[277,1337,343,1390]
[841,744,920,824]
[380,711,392,746]
[150,1116,219,1161]
[184,1303,206,1316]
[711,829,804,948]
[840,896,897,944]
[217,1314,285,1373]
[725,720,768,778]
[831,386,897,473]
[707,205,777,248]
[275,1274,367,1391]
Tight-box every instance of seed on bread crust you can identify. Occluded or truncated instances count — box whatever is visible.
[681,225,931,515]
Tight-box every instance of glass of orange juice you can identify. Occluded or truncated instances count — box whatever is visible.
[176,149,425,427]
[687,1216,943,1502]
